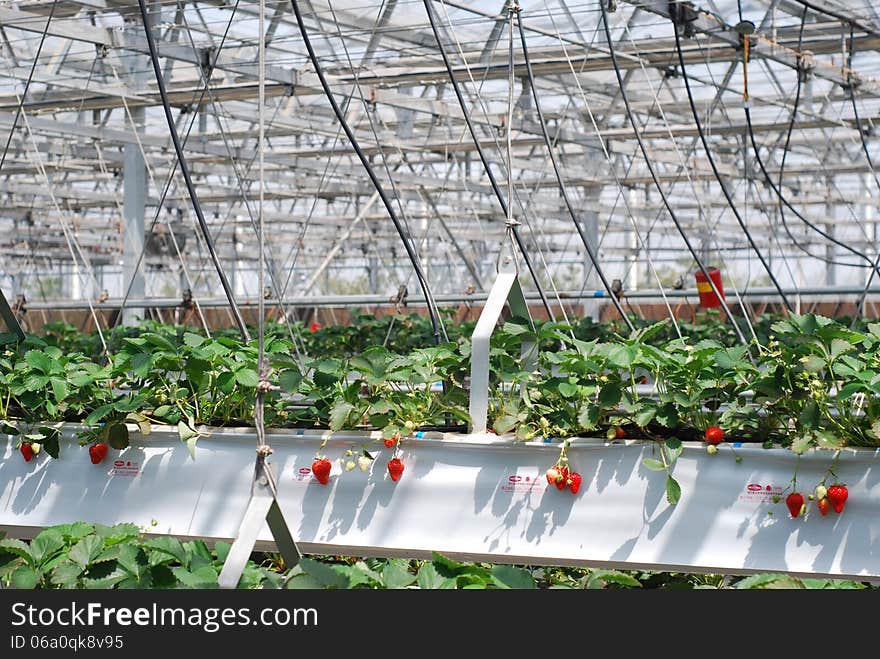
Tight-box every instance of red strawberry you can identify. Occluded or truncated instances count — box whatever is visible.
[309,322,322,332]
[816,497,831,517]
[555,466,569,490]
[567,472,582,494]
[827,484,848,514]
[546,467,560,485]
[20,443,34,463]
[785,492,805,518]
[704,426,724,445]
[383,435,398,449]
[387,457,404,481]
[615,427,626,439]
[88,443,109,465]
[311,458,331,484]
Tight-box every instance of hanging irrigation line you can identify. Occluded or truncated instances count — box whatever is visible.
[136,0,249,340]
[670,11,793,314]
[538,1,682,338]
[516,6,633,331]
[756,9,877,270]
[112,0,245,338]
[846,26,880,319]
[614,19,764,346]
[288,0,446,345]
[422,0,555,322]
[598,0,748,347]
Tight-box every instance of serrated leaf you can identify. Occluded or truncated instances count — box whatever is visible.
[285,573,324,589]
[492,414,518,434]
[172,565,219,589]
[0,538,33,564]
[11,566,39,589]
[329,400,356,432]
[186,436,198,460]
[95,523,140,546]
[642,458,666,471]
[29,529,64,566]
[178,420,199,442]
[278,369,302,392]
[664,438,683,464]
[183,333,205,348]
[298,557,350,589]
[234,368,259,388]
[143,536,188,567]
[416,562,456,589]
[382,559,417,589]
[666,475,682,505]
[735,573,797,589]
[558,381,579,399]
[217,371,236,394]
[798,400,819,429]
[24,350,56,374]
[585,570,643,588]
[107,422,130,450]
[69,535,104,568]
[790,434,814,455]
[830,338,855,359]
[50,560,84,587]
[577,403,600,430]
[490,564,536,589]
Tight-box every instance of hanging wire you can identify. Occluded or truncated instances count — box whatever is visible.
[288,0,446,345]
[421,0,556,322]
[516,4,634,331]
[597,0,749,347]
[136,0,249,340]
[669,8,793,314]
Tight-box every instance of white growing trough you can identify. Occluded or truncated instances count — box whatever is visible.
[2,424,879,580]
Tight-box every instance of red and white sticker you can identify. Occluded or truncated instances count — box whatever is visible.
[501,472,543,493]
[109,459,140,478]
[739,482,783,503]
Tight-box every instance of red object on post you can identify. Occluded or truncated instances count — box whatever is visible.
[694,268,725,308]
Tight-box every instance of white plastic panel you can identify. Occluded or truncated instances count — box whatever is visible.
[2,425,879,579]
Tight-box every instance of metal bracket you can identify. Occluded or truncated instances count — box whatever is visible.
[217,453,301,589]
[0,286,25,342]
[468,250,535,434]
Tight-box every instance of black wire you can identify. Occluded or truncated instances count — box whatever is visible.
[0,0,58,177]
[516,11,633,331]
[137,0,250,341]
[0,0,57,342]
[846,26,880,318]
[747,10,876,270]
[670,13,793,313]
[112,0,244,334]
[789,0,880,40]
[288,0,445,345]
[598,0,749,347]
[421,0,556,322]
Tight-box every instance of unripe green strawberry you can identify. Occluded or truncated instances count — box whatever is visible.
[815,485,827,500]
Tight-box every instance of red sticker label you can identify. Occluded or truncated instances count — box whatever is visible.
[109,460,140,478]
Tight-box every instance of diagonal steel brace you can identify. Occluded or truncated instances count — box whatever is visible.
[218,451,301,588]
[0,286,25,342]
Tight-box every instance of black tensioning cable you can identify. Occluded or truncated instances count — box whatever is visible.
[742,10,876,271]
[421,0,556,323]
[670,11,793,314]
[846,26,880,318]
[515,9,633,331]
[598,0,749,347]
[288,0,446,345]
[773,8,871,269]
[0,0,58,177]
[136,0,250,341]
